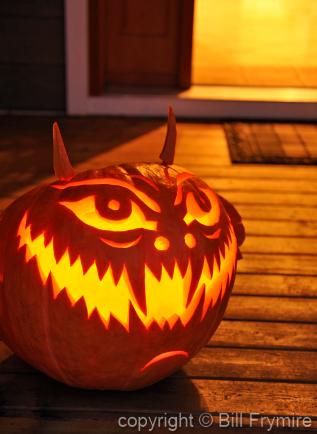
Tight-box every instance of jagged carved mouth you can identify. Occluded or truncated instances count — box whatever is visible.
[17,213,237,331]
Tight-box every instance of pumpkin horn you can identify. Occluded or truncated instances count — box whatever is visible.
[53,122,75,180]
[159,106,177,165]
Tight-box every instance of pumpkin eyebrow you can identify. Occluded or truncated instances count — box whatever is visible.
[184,188,220,227]
[52,178,161,212]
[174,173,194,206]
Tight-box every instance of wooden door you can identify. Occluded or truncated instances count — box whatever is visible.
[89,0,194,94]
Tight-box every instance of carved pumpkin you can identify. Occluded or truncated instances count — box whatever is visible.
[0,109,244,390]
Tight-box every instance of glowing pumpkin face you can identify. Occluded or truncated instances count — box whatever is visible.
[0,110,244,390]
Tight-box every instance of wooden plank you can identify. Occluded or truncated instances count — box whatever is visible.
[221,191,317,207]
[244,219,317,237]
[177,147,230,157]
[234,204,317,221]
[0,374,316,417]
[178,123,225,133]
[106,153,229,165]
[211,320,317,350]
[225,296,317,323]
[206,177,317,193]
[112,147,229,160]
[190,164,317,180]
[1,321,316,378]
[242,236,317,255]
[1,321,316,379]
[176,155,231,166]
[234,274,317,297]
[184,347,317,382]
[239,253,316,276]
[2,346,316,384]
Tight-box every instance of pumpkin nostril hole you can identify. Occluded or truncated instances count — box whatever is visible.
[184,233,196,248]
[154,236,170,251]
[107,199,120,211]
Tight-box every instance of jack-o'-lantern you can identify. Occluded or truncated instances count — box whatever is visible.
[0,109,244,390]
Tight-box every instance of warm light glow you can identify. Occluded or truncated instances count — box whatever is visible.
[100,235,142,249]
[108,199,120,211]
[205,228,222,240]
[53,178,161,212]
[17,213,237,331]
[174,172,194,206]
[184,188,220,227]
[59,196,157,232]
[154,236,170,251]
[192,0,317,86]
[184,233,196,248]
[140,350,189,372]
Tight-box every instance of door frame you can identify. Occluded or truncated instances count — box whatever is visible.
[65,0,317,120]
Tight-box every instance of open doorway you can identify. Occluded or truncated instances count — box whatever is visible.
[65,0,317,118]
[192,0,317,88]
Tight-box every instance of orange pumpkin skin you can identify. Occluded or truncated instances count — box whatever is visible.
[0,163,244,390]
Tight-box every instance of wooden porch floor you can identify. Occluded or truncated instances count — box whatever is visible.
[0,117,316,433]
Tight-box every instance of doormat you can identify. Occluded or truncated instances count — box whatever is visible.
[224,123,317,165]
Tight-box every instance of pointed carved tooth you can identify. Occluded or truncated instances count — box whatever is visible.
[147,259,162,282]
[54,286,74,310]
[227,227,232,243]
[167,313,180,330]
[159,106,176,165]
[30,224,43,242]
[176,255,189,278]
[201,283,212,320]
[53,122,75,180]
[68,243,79,267]
[163,258,175,279]
[206,254,214,280]
[46,273,59,299]
[186,284,206,326]
[219,240,226,262]
[44,232,53,248]
[162,319,170,331]
[52,238,67,264]
[214,249,221,273]
[89,307,109,329]
[126,265,147,316]
[185,254,204,308]
[73,295,89,318]
[96,259,109,281]
[112,262,124,286]
[128,301,147,333]
[79,253,94,275]
[107,311,129,333]
[223,233,230,249]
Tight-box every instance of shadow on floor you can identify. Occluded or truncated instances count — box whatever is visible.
[0,116,164,196]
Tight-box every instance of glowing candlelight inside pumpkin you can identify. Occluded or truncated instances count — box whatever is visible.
[0,108,244,390]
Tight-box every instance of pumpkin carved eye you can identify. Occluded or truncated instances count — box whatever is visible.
[59,195,158,232]
[184,188,220,228]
